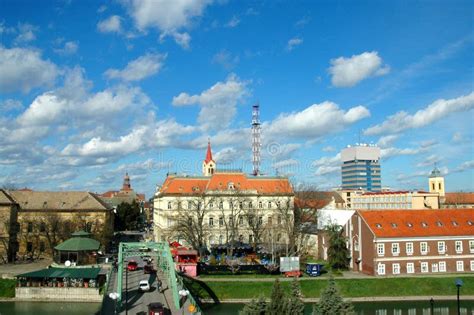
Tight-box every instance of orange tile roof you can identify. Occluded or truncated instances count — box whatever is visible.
[359,209,474,238]
[159,172,293,195]
[444,192,474,205]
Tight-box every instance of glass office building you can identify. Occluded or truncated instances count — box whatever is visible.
[341,144,381,192]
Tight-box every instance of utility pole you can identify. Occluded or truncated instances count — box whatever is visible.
[252,104,261,176]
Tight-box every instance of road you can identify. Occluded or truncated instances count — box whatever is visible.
[103,256,198,315]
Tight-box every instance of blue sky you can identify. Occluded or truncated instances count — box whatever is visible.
[1,0,473,198]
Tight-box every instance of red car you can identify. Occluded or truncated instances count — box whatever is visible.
[284,270,302,278]
[127,260,138,271]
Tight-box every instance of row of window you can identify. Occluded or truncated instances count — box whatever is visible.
[167,215,283,228]
[167,200,287,210]
[377,260,474,275]
[354,196,413,203]
[354,203,412,209]
[26,241,46,252]
[209,233,284,245]
[377,240,474,256]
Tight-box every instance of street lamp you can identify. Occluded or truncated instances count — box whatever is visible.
[109,292,119,315]
[429,297,434,315]
[178,289,190,315]
[455,279,463,315]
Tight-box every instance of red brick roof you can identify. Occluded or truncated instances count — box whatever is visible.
[159,172,293,195]
[359,209,474,238]
[444,192,474,205]
[204,140,214,163]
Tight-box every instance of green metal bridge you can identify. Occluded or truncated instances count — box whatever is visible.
[116,241,201,313]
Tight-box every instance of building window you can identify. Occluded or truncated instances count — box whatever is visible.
[249,202,253,209]
[420,262,428,273]
[354,239,359,251]
[40,241,45,252]
[456,261,464,272]
[187,201,192,210]
[27,242,33,252]
[219,216,224,226]
[167,202,172,209]
[239,202,243,209]
[228,216,233,225]
[209,217,214,226]
[277,215,282,225]
[420,242,428,255]
[219,201,223,209]
[469,240,474,253]
[209,202,214,209]
[392,263,400,275]
[470,261,474,271]
[258,201,263,209]
[40,222,46,233]
[392,243,400,256]
[219,235,223,244]
[277,233,281,242]
[406,242,413,255]
[27,222,33,233]
[239,216,244,226]
[406,263,414,274]
[438,241,446,254]
[439,261,446,272]
[268,216,272,226]
[377,263,385,275]
[167,218,172,227]
[258,216,263,225]
[377,243,385,256]
[455,241,463,253]
[431,263,438,273]
[268,202,272,208]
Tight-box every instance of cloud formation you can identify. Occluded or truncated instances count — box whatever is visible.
[105,53,166,82]
[287,37,303,51]
[328,51,390,87]
[365,92,474,135]
[97,15,122,33]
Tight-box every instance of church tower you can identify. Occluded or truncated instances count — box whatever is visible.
[202,140,216,176]
[429,166,445,197]
[122,172,132,191]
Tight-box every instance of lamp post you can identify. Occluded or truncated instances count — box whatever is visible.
[455,279,463,315]
[108,292,119,315]
[178,289,189,315]
[429,297,434,315]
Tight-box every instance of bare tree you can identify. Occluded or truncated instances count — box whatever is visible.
[218,191,249,256]
[242,197,267,252]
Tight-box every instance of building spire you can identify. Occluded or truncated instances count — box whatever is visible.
[205,138,213,163]
[203,138,216,176]
[122,172,131,191]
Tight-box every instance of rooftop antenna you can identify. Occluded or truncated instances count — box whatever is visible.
[252,103,261,176]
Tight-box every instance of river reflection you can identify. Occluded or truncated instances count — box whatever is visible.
[0,301,101,315]
[204,300,474,315]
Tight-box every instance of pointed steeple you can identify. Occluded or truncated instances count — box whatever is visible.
[205,138,214,163]
[203,138,216,176]
[122,172,131,191]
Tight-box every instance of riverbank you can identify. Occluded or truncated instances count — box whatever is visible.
[202,276,474,299]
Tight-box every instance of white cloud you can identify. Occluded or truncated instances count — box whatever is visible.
[272,159,299,170]
[97,15,122,33]
[452,132,463,143]
[97,5,107,13]
[416,154,442,168]
[105,53,166,82]
[0,99,23,112]
[322,146,336,152]
[0,46,59,93]
[123,0,212,47]
[380,146,429,160]
[172,74,250,130]
[14,23,38,43]
[365,92,474,135]
[226,15,240,28]
[376,134,399,148]
[328,51,390,87]
[266,102,370,139]
[212,50,239,70]
[452,160,474,173]
[54,41,79,55]
[312,153,341,176]
[315,165,340,176]
[214,147,238,164]
[287,37,303,51]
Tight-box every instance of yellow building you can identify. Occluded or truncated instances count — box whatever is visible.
[351,190,439,210]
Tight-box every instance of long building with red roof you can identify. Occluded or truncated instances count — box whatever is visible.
[337,209,474,276]
[153,141,295,250]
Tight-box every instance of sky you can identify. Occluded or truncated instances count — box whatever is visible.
[1,0,473,198]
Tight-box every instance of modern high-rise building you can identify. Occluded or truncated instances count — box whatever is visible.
[341,144,381,192]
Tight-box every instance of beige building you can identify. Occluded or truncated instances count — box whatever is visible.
[0,190,113,262]
[153,142,295,250]
[351,190,440,210]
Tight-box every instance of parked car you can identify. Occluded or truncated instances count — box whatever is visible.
[127,260,138,271]
[284,270,302,278]
[148,302,165,315]
[144,264,157,274]
[142,255,153,263]
[138,280,151,292]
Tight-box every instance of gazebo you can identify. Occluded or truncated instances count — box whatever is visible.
[54,231,100,265]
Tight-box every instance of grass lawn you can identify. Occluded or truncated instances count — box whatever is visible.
[0,279,16,298]
[204,277,474,300]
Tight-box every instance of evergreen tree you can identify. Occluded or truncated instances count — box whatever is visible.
[266,278,287,315]
[115,201,141,231]
[326,224,351,270]
[313,278,354,315]
[240,296,267,315]
[287,278,305,315]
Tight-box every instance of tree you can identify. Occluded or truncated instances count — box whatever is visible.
[218,192,246,256]
[265,278,287,315]
[313,278,354,315]
[326,224,350,270]
[239,296,267,315]
[273,196,297,256]
[287,278,305,315]
[243,196,267,252]
[115,201,141,231]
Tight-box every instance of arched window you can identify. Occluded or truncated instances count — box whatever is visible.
[167,202,172,209]
[209,217,214,226]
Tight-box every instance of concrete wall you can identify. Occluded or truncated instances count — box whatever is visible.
[16,287,102,302]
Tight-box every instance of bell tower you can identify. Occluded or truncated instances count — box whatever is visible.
[429,165,445,197]
[122,172,132,191]
[202,139,216,176]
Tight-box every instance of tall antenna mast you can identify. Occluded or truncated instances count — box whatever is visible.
[252,103,261,176]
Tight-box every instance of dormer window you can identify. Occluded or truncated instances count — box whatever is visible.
[436,221,443,227]
[407,222,413,227]
[421,222,428,227]
[375,223,382,229]
[228,182,235,190]
[468,221,473,226]
[391,223,397,228]
[452,221,459,226]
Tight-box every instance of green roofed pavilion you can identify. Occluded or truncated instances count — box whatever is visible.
[55,237,100,251]
[16,267,101,279]
[54,232,101,265]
